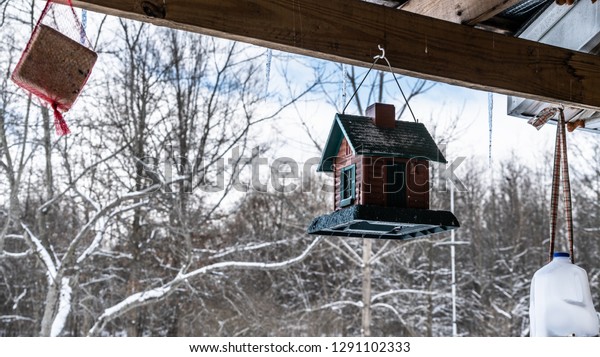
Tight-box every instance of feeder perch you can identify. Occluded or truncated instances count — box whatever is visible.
[307,103,460,240]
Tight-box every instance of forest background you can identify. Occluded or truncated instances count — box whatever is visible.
[1,0,600,337]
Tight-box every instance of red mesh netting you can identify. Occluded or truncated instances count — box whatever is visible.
[11,0,97,136]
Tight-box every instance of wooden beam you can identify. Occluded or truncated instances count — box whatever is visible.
[62,0,600,111]
[400,0,522,25]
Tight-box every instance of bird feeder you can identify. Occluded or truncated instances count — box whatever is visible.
[307,103,460,240]
[11,0,98,135]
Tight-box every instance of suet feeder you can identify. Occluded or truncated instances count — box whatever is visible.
[11,0,98,136]
[307,103,460,240]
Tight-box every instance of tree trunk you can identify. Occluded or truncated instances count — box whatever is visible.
[426,242,434,337]
[361,239,372,336]
[36,106,54,251]
[39,275,61,336]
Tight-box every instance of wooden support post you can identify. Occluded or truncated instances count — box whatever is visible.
[63,0,600,110]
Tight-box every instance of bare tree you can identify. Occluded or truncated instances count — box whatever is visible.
[4,1,600,338]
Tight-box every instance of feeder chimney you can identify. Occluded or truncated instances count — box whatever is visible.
[366,103,395,129]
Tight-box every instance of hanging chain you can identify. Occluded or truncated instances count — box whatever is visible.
[342,45,418,123]
[342,60,377,114]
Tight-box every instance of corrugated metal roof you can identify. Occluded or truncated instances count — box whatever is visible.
[500,0,554,34]
[501,0,550,18]
[361,0,554,34]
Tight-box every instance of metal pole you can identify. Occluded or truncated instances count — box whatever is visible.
[450,180,457,337]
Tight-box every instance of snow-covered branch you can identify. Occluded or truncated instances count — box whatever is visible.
[371,289,436,303]
[64,185,160,265]
[75,188,101,212]
[88,237,323,336]
[0,249,31,259]
[369,240,392,264]
[0,315,35,323]
[493,283,513,299]
[338,238,363,263]
[324,239,362,267]
[491,302,512,319]
[180,236,322,278]
[369,238,430,264]
[371,303,410,330]
[3,234,24,240]
[369,245,404,264]
[371,302,415,336]
[209,238,296,260]
[11,289,27,310]
[21,224,57,281]
[76,217,108,265]
[313,300,363,311]
[76,201,148,264]
[37,142,132,214]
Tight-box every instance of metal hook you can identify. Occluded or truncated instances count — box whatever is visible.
[343,44,418,123]
[374,45,385,61]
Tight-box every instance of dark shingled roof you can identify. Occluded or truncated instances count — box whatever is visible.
[318,114,447,172]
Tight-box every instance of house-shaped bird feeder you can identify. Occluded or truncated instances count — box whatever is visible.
[307,103,460,240]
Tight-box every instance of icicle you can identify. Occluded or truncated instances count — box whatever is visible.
[341,63,347,111]
[488,92,493,168]
[265,49,272,98]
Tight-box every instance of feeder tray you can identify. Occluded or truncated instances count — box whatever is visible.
[307,205,460,240]
[12,24,97,111]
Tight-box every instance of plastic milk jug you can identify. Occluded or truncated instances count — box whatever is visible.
[529,252,599,336]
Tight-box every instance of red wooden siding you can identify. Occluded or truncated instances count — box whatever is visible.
[333,140,430,210]
[360,156,430,209]
[407,159,430,209]
[361,156,387,206]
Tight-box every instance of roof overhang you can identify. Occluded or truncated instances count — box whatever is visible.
[317,115,352,172]
[63,0,600,112]
[508,1,600,132]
